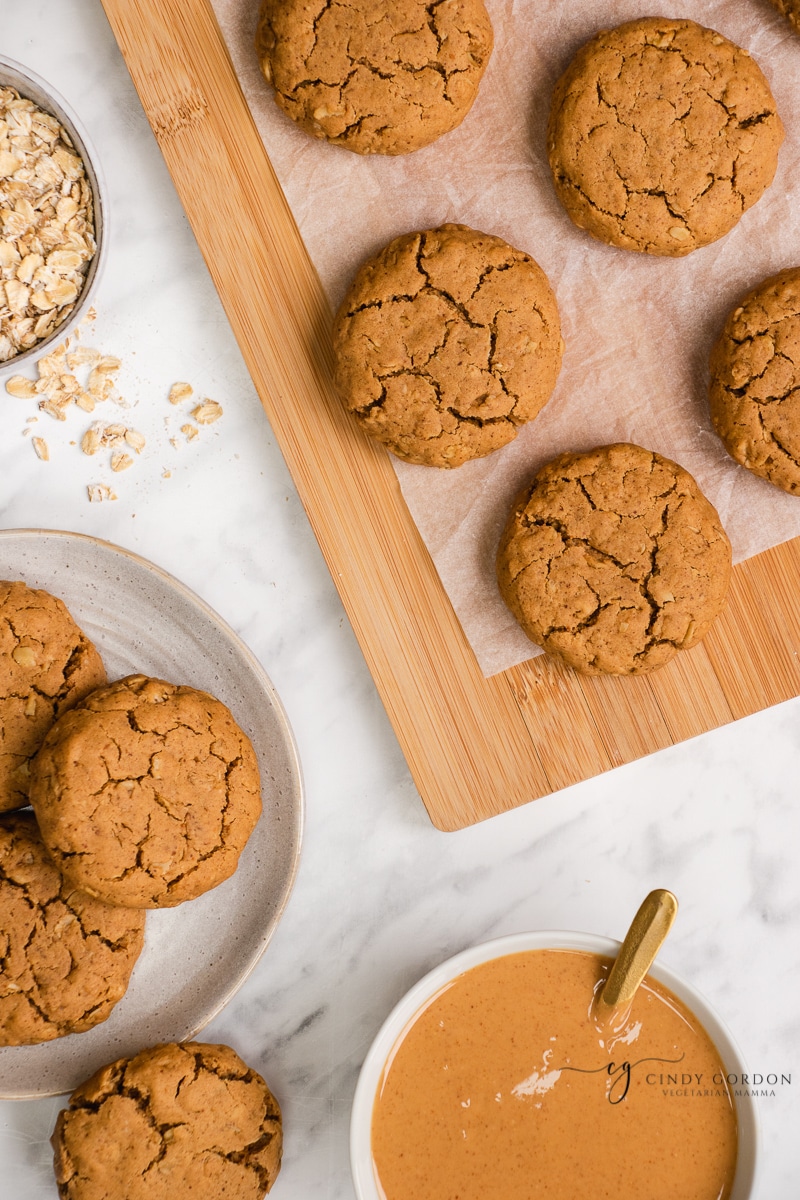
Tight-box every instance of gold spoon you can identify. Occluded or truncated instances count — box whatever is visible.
[596,889,679,1020]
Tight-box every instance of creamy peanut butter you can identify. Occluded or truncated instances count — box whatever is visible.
[372,950,737,1200]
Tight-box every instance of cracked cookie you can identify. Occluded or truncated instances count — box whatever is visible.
[255,0,493,155]
[333,224,563,467]
[547,18,784,256]
[52,1041,282,1199]
[710,267,800,493]
[30,675,262,909]
[0,581,106,813]
[0,811,144,1046]
[770,0,800,35]
[496,443,731,675]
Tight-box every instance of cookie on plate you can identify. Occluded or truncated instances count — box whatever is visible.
[255,0,493,155]
[0,580,106,813]
[52,1041,282,1200]
[547,18,784,256]
[0,812,144,1046]
[30,675,262,909]
[496,443,731,675]
[333,224,563,467]
[710,267,800,494]
[770,0,800,34]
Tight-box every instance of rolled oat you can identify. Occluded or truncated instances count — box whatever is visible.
[0,86,96,362]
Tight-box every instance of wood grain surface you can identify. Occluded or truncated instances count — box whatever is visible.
[100,0,800,829]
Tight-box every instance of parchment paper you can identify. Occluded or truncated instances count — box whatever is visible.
[214,0,800,676]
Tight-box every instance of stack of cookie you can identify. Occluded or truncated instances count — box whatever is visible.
[0,581,262,1047]
[1,582,284,1197]
[255,5,797,679]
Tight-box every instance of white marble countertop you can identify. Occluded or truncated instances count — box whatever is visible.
[1,1,798,1197]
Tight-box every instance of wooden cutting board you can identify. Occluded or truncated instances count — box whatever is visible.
[100,0,800,830]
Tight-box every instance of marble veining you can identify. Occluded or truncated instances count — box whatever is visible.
[0,1,798,1197]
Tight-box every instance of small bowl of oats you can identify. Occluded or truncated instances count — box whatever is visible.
[0,57,106,371]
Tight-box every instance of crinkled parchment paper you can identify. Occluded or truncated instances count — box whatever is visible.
[214,0,800,675]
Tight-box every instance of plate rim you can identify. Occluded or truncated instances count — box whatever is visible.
[0,526,305,1098]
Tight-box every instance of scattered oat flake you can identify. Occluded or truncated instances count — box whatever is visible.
[87,483,117,502]
[169,382,193,405]
[59,373,80,395]
[101,423,127,447]
[192,400,222,425]
[162,469,171,479]
[181,423,199,441]
[80,426,100,456]
[38,399,67,421]
[95,356,121,374]
[111,451,133,472]
[37,349,68,377]
[75,390,95,412]
[67,345,100,369]
[5,375,37,399]
[31,436,49,461]
[124,428,145,453]
[87,367,108,397]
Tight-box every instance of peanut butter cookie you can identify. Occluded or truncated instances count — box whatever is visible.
[0,581,106,813]
[30,675,262,909]
[52,1041,282,1200]
[333,224,562,467]
[496,444,731,675]
[547,18,784,256]
[0,812,144,1046]
[255,0,493,155]
[770,0,800,34]
[710,268,800,493]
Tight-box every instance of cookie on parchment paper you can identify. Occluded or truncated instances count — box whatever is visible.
[52,1041,282,1200]
[770,0,800,35]
[547,17,784,256]
[710,267,800,494]
[0,811,144,1046]
[255,0,493,155]
[333,223,563,468]
[496,443,732,676]
[30,674,262,909]
[0,580,106,813]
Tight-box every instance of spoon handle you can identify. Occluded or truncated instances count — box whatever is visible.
[598,889,678,1011]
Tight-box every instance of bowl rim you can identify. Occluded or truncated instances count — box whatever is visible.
[350,930,759,1200]
[0,54,107,374]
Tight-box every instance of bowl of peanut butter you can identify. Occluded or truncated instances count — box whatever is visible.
[351,930,758,1200]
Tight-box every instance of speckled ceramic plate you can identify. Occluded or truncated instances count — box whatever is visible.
[0,529,303,1098]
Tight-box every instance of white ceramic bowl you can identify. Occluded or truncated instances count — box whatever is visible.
[0,56,107,373]
[351,931,758,1200]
